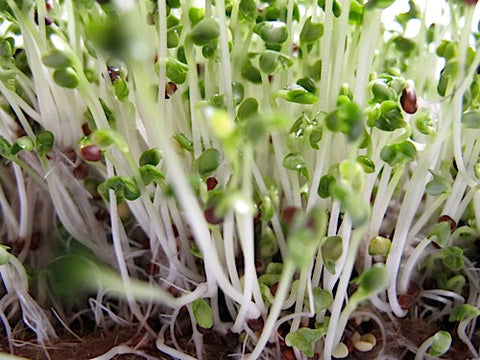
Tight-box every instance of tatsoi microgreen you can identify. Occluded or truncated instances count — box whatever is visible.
[165,57,188,84]
[253,21,289,44]
[139,165,165,185]
[425,171,451,196]
[42,50,75,69]
[310,288,333,313]
[277,84,319,104]
[0,245,10,265]
[428,331,452,357]
[99,176,141,202]
[113,78,129,100]
[300,17,324,44]
[318,0,342,17]
[91,129,129,153]
[285,326,327,357]
[11,136,34,155]
[449,304,480,323]
[139,148,162,167]
[196,148,222,178]
[239,0,257,22]
[259,50,293,74]
[0,137,12,159]
[321,236,343,274]
[427,221,452,247]
[351,264,389,302]
[53,68,80,88]
[173,133,193,152]
[237,98,259,120]
[192,298,214,329]
[190,18,220,46]
[0,1,479,359]
[449,304,480,357]
[368,236,391,256]
[35,131,55,157]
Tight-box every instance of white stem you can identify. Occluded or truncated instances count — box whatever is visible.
[414,336,433,360]
[386,134,445,317]
[353,9,382,106]
[458,321,480,358]
[290,267,311,332]
[223,211,241,289]
[91,345,158,360]
[0,179,19,237]
[215,0,235,116]
[13,163,29,241]
[398,237,430,294]
[318,0,333,111]
[157,325,199,360]
[245,260,296,360]
[324,225,364,359]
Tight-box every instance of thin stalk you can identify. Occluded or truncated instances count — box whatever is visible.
[386,131,447,317]
[223,211,241,289]
[184,41,203,158]
[215,0,235,117]
[323,217,352,292]
[0,183,19,237]
[398,237,431,294]
[329,0,351,108]
[106,160,146,329]
[407,193,449,241]
[156,325,199,360]
[233,145,265,331]
[318,0,334,111]
[289,266,312,333]
[324,225,366,359]
[186,302,205,360]
[245,260,296,360]
[352,9,382,106]
[157,0,168,112]
[458,320,480,358]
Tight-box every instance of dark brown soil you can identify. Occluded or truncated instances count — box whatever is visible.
[1,312,478,359]
[0,327,166,360]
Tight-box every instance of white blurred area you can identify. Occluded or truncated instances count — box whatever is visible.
[382,0,480,37]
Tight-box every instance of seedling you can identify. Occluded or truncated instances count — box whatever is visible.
[351,331,377,352]
[414,330,452,360]
[449,304,480,358]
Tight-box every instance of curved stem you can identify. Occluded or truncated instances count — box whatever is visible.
[324,225,366,359]
[245,260,296,360]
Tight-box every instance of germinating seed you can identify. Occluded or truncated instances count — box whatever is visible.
[73,164,89,179]
[206,177,218,190]
[79,145,102,162]
[400,87,418,114]
[107,66,121,83]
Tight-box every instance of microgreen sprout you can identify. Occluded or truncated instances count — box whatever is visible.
[351,331,377,352]
[414,330,452,360]
[449,304,480,357]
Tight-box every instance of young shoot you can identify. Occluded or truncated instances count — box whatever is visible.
[414,330,452,360]
[449,304,480,358]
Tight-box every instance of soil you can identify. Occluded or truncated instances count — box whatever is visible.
[0,327,166,360]
[0,306,241,360]
[0,308,478,359]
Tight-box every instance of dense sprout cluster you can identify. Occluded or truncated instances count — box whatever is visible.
[0,0,479,359]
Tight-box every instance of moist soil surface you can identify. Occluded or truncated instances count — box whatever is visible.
[0,327,166,360]
[0,323,240,359]
[0,315,479,359]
